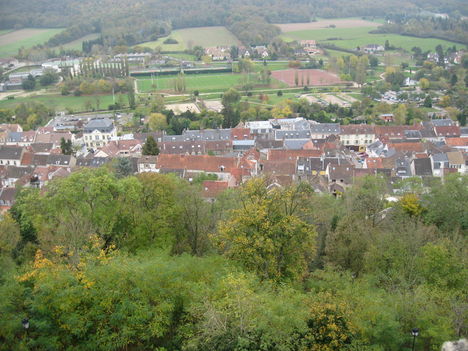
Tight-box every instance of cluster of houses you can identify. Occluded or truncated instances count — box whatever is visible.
[0,58,81,91]
[1,115,467,211]
[204,45,270,61]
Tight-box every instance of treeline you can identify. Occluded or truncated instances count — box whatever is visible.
[375,16,468,45]
[0,169,467,350]
[1,0,467,49]
[0,102,54,130]
[45,22,100,47]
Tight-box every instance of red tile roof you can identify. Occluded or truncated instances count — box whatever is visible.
[267,149,321,161]
[435,126,461,137]
[156,154,237,173]
[374,126,413,139]
[366,157,384,169]
[388,142,425,153]
[201,180,229,198]
[21,151,34,166]
[231,128,253,140]
[262,160,296,175]
[446,137,468,147]
[340,125,375,135]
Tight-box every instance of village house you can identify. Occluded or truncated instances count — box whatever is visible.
[83,118,117,149]
[339,125,376,149]
[0,146,24,166]
[0,187,17,212]
[137,156,158,173]
[300,40,321,56]
[205,47,231,61]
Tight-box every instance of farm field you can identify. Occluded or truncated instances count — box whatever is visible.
[0,28,64,58]
[0,94,128,113]
[55,33,100,51]
[137,72,287,93]
[276,18,381,32]
[138,26,241,52]
[280,26,462,52]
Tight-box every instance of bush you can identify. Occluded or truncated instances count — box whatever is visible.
[163,38,178,44]
[277,90,283,97]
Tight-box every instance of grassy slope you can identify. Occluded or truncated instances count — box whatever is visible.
[280,26,462,52]
[0,28,65,58]
[138,26,240,52]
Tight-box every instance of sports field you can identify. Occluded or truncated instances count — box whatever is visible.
[0,28,65,58]
[0,94,128,112]
[137,72,286,93]
[280,26,461,52]
[138,26,241,52]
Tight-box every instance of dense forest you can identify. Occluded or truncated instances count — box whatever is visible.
[375,16,468,45]
[1,0,467,47]
[0,168,467,350]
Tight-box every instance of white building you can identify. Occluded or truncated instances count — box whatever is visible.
[83,118,117,149]
[339,125,376,147]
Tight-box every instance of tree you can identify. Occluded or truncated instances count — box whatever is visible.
[0,213,20,255]
[114,157,133,178]
[60,137,73,155]
[393,104,407,125]
[39,69,59,86]
[22,74,36,90]
[222,88,241,128]
[142,136,160,155]
[148,112,167,131]
[127,82,136,109]
[384,40,390,50]
[213,178,317,282]
[419,77,430,90]
[298,293,356,351]
[423,174,468,233]
[423,95,432,108]
[450,73,458,86]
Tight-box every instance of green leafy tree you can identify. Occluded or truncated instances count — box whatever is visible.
[114,157,133,178]
[22,74,36,90]
[60,137,73,155]
[221,88,241,128]
[213,177,317,282]
[142,135,160,155]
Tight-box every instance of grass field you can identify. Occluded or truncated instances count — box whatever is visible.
[0,94,128,112]
[166,53,197,61]
[55,33,100,51]
[138,26,241,52]
[0,28,65,58]
[280,26,462,52]
[138,73,257,93]
[276,18,381,32]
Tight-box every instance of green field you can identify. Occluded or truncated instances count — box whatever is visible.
[137,72,288,93]
[166,53,197,61]
[0,28,65,58]
[55,33,100,51]
[281,26,463,52]
[138,26,241,52]
[0,94,128,113]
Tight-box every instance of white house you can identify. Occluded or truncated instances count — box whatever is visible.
[339,125,376,147]
[83,118,117,149]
